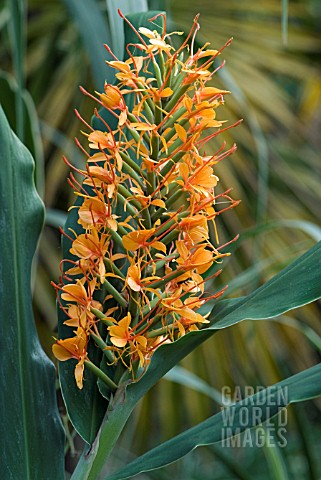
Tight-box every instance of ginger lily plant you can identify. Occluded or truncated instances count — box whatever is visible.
[2,9,321,480]
[52,12,240,391]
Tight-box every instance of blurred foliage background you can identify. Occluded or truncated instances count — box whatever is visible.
[1,0,321,478]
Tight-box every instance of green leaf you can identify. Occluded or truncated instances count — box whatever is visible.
[45,208,67,229]
[105,0,148,59]
[0,105,65,479]
[164,366,224,404]
[72,241,321,479]
[0,71,45,197]
[62,0,113,89]
[107,362,321,479]
[208,240,321,329]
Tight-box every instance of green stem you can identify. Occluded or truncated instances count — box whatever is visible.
[151,188,185,223]
[118,185,152,229]
[153,59,163,89]
[160,228,179,246]
[116,192,138,219]
[141,292,166,317]
[90,307,113,326]
[160,150,186,177]
[84,360,118,390]
[103,279,127,308]
[120,155,145,188]
[127,126,149,149]
[163,109,188,139]
[136,80,155,112]
[129,290,139,326]
[157,52,166,80]
[90,333,114,362]
[147,324,176,338]
[148,268,183,289]
[119,150,144,178]
[155,253,179,270]
[165,84,189,113]
[147,101,162,197]
[104,258,125,279]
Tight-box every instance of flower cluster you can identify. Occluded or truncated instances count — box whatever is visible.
[52,13,239,389]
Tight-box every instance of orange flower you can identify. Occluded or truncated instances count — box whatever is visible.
[78,195,118,230]
[178,215,209,246]
[52,328,87,389]
[61,278,101,330]
[177,162,219,198]
[88,131,123,170]
[108,313,132,348]
[70,228,109,281]
[122,229,166,253]
[176,240,214,275]
[126,263,161,292]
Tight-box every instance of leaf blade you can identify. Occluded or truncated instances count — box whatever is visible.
[209,240,321,329]
[107,362,321,479]
[0,105,65,479]
[62,0,113,88]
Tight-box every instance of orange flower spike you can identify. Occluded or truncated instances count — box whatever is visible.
[126,264,142,292]
[61,278,99,314]
[177,162,219,198]
[99,84,128,126]
[193,86,230,103]
[131,335,148,368]
[100,84,123,109]
[161,297,207,325]
[53,14,240,383]
[122,228,155,251]
[106,56,146,89]
[83,165,113,186]
[138,26,174,54]
[64,303,102,329]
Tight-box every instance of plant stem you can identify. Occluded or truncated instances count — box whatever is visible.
[103,279,127,308]
[90,332,114,363]
[84,360,118,390]
[91,307,113,326]
[104,258,125,279]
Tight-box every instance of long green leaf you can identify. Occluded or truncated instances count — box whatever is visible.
[0,106,65,479]
[62,0,113,89]
[72,241,321,479]
[0,71,45,198]
[164,366,225,405]
[107,362,321,479]
[106,0,148,59]
[208,240,321,329]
